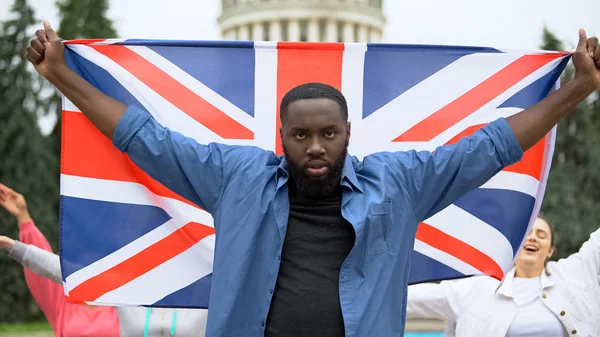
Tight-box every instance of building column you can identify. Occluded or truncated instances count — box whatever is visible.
[307,18,319,42]
[358,25,369,43]
[343,22,354,42]
[325,19,337,42]
[369,28,381,42]
[288,19,300,42]
[252,22,264,41]
[239,25,250,40]
[222,29,234,40]
[269,20,281,41]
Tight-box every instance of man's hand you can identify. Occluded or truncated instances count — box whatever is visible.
[0,184,32,223]
[23,20,127,139]
[25,20,66,79]
[573,29,600,91]
[0,236,16,251]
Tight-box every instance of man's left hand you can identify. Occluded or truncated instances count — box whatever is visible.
[573,29,600,91]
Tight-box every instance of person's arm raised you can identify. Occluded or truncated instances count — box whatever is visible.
[382,29,599,223]
[26,21,262,214]
[506,29,600,151]
[26,21,125,139]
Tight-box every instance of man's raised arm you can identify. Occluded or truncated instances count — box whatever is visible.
[26,21,125,138]
[384,29,599,222]
[506,29,600,151]
[25,21,256,214]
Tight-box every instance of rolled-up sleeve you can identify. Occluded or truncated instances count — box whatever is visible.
[385,118,524,222]
[481,117,524,166]
[112,105,152,152]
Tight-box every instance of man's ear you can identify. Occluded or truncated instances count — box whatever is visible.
[346,122,351,142]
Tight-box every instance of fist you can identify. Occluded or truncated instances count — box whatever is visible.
[0,236,16,251]
[573,29,600,89]
[25,20,66,78]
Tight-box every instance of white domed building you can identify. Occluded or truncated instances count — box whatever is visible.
[218,0,386,42]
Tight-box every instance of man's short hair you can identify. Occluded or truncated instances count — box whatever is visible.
[279,82,349,124]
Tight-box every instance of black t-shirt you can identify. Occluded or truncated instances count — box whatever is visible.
[265,183,356,337]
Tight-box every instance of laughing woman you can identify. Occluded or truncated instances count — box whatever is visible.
[406,216,600,337]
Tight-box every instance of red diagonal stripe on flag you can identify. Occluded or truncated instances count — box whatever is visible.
[90,45,253,139]
[275,42,345,155]
[416,222,504,280]
[61,111,201,209]
[68,221,215,301]
[394,54,565,142]
[444,123,546,180]
[64,39,108,45]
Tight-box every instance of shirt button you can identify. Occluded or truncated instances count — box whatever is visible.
[261,321,265,327]
[541,293,547,299]
[269,289,273,294]
[560,311,566,316]
[277,255,281,260]
[571,330,577,335]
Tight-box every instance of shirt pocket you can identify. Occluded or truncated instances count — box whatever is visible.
[366,201,393,255]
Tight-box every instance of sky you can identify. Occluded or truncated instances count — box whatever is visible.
[1,0,599,51]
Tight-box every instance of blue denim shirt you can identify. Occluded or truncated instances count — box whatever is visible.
[112,105,523,337]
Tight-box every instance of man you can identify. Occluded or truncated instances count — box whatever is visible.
[26,21,600,337]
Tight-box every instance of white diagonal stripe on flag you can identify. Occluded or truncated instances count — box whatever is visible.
[127,45,255,131]
[61,175,213,226]
[423,204,515,272]
[358,52,522,151]
[67,45,255,147]
[479,171,539,198]
[93,235,215,305]
[413,240,481,276]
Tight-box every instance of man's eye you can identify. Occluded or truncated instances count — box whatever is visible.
[324,131,335,138]
[295,133,306,140]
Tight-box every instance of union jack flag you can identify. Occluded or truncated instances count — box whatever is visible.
[58,38,570,307]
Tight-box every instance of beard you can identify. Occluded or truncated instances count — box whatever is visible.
[283,141,348,199]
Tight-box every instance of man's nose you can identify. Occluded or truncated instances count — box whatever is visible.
[306,137,325,156]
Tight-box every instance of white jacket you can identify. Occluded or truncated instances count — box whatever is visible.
[407,227,600,337]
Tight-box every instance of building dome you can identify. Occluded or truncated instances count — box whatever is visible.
[218,0,386,43]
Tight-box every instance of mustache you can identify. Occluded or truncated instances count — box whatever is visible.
[304,159,329,169]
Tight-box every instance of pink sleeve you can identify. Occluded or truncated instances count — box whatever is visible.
[18,220,66,331]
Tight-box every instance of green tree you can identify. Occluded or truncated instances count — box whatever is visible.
[539,27,600,259]
[48,0,118,154]
[42,0,118,253]
[0,0,59,322]
[56,0,117,40]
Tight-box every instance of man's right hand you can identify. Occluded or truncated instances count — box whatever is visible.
[0,184,32,223]
[26,20,65,78]
[22,20,128,139]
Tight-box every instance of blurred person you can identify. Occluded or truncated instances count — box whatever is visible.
[0,183,208,336]
[0,183,120,337]
[406,216,600,336]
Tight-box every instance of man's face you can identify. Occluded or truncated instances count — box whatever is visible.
[281,98,350,198]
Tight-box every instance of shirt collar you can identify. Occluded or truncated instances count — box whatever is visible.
[341,154,363,193]
[495,267,556,298]
[276,154,364,193]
